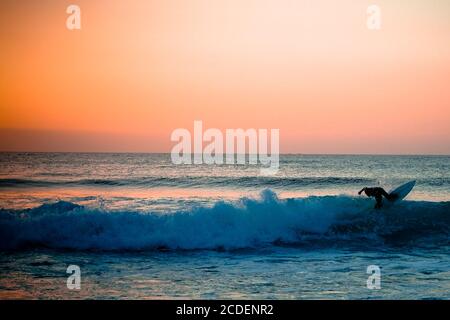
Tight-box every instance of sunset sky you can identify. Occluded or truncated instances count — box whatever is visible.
[1,0,449,153]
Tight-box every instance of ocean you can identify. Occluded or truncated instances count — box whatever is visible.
[0,153,449,299]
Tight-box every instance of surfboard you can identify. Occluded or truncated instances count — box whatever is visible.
[388,180,416,203]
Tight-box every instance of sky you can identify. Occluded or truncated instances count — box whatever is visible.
[1,0,449,153]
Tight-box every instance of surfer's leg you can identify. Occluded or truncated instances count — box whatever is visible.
[374,195,383,209]
[381,188,397,201]
[389,193,398,201]
[380,188,396,201]
[380,189,389,198]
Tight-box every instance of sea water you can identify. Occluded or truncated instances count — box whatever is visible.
[0,153,449,299]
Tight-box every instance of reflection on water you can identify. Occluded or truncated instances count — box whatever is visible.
[0,248,449,299]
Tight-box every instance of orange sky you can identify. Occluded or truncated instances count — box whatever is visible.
[1,0,449,153]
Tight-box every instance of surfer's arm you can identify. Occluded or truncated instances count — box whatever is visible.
[358,188,366,195]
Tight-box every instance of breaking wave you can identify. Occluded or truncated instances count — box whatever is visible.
[0,190,449,251]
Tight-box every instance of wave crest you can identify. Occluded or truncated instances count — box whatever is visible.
[0,190,449,251]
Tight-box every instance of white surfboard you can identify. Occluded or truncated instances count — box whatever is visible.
[388,180,416,203]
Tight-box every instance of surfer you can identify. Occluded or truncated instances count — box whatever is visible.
[358,187,397,209]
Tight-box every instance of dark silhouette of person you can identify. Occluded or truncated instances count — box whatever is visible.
[358,187,397,209]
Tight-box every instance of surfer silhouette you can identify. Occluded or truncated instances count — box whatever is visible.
[358,187,397,209]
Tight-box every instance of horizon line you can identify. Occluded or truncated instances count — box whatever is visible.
[0,151,449,157]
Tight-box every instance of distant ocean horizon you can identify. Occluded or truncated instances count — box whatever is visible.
[2,151,450,155]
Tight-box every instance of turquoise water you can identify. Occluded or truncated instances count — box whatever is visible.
[0,153,449,299]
